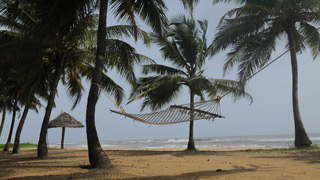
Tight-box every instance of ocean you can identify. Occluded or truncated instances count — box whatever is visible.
[50,133,320,149]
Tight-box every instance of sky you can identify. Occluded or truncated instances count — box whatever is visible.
[1,0,320,145]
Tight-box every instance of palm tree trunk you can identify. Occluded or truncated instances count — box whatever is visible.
[37,67,62,158]
[0,103,6,138]
[3,93,19,151]
[85,0,112,169]
[287,24,312,148]
[12,105,29,154]
[61,127,65,149]
[187,89,196,150]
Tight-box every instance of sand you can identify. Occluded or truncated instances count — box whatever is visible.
[0,147,319,180]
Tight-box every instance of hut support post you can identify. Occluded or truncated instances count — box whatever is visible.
[61,127,65,149]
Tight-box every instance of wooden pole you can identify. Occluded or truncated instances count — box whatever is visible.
[61,127,65,149]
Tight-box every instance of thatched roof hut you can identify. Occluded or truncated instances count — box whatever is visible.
[48,112,84,149]
[48,112,84,128]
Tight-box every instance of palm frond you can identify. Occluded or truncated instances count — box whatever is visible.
[151,31,189,69]
[299,23,320,59]
[129,75,185,111]
[105,39,155,84]
[106,25,151,45]
[64,66,84,110]
[142,64,187,76]
[208,79,253,103]
[110,0,168,36]
[212,0,246,5]
[179,0,199,16]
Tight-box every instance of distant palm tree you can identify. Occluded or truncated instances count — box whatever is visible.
[12,67,44,154]
[210,0,320,147]
[85,0,168,168]
[2,76,20,152]
[130,15,251,150]
[0,68,14,139]
[0,101,8,138]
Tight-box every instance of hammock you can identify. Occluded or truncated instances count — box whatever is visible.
[110,98,224,125]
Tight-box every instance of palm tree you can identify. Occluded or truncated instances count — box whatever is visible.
[12,105,28,153]
[1,0,155,159]
[12,66,44,154]
[33,0,99,158]
[85,0,168,168]
[0,77,13,139]
[130,15,251,150]
[210,0,320,147]
[0,59,22,151]
[0,101,7,138]
[0,0,97,157]
[3,83,20,151]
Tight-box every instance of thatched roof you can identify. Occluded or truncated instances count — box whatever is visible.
[48,112,84,128]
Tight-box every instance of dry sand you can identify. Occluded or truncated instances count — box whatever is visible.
[0,147,319,180]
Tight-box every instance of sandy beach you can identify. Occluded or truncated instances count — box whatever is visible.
[0,147,319,180]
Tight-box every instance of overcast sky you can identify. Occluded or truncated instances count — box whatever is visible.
[1,1,320,145]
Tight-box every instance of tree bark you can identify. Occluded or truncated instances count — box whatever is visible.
[61,127,65,149]
[187,89,196,150]
[3,93,19,151]
[85,0,112,169]
[12,105,29,154]
[37,67,62,158]
[0,103,6,138]
[287,23,312,148]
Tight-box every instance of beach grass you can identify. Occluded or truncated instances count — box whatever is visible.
[0,143,37,148]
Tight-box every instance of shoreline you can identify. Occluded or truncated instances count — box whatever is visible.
[46,145,275,151]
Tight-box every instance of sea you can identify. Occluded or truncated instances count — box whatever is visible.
[49,133,320,149]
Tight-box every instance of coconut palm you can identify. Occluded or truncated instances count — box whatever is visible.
[85,0,168,168]
[130,15,252,150]
[210,0,320,147]
[12,65,45,154]
[1,0,156,159]
[0,0,97,157]
[0,100,7,138]
[0,54,23,151]
[0,73,13,139]
[2,76,20,151]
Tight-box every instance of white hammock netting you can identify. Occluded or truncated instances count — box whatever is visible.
[110,98,224,125]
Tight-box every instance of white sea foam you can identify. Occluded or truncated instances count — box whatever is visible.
[167,138,188,143]
[48,133,320,149]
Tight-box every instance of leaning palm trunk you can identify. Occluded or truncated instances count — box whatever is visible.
[287,25,312,148]
[86,0,112,168]
[12,105,29,154]
[187,89,196,150]
[0,104,6,138]
[37,67,62,158]
[3,94,19,151]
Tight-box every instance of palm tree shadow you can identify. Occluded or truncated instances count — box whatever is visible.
[123,168,257,180]
[255,150,320,164]
[107,150,234,158]
[7,168,257,180]
[7,171,138,180]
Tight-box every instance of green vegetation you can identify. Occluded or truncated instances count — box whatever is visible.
[0,143,37,149]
